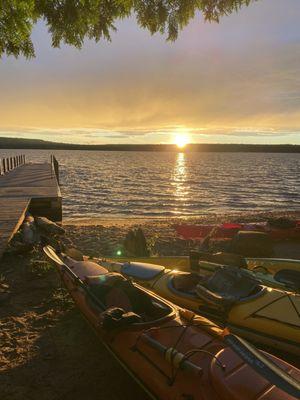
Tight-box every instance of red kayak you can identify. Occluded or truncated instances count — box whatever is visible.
[44,246,300,400]
[176,221,300,241]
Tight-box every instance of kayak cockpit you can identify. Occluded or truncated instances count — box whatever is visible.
[169,267,266,307]
[44,246,174,326]
[85,272,172,323]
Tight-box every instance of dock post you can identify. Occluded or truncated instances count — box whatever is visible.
[51,155,59,185]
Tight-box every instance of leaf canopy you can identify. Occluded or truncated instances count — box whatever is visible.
[0,0,255,58]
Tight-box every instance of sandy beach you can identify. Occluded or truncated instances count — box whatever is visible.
[1,211,300,400]
[63,211,300,259]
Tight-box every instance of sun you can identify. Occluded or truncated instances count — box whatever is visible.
[174,134,189,149]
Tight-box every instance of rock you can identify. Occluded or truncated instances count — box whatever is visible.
[22,214,39,245]
[22,222,35,244]
[135,228,149,257]
[123,230,136,256]
[35,217,65,235]
[123,228,149,257]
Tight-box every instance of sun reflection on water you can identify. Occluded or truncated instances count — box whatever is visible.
[172,153,188,206]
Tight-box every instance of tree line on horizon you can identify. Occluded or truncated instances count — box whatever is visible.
[1,0,255,58]
[0,137,299,152]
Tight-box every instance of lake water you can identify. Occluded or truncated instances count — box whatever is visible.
[1,150,299,218]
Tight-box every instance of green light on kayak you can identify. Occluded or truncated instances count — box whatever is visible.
[116,250,122,256]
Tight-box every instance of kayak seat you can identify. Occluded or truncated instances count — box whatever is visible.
[121,262,165,281]
[87,273,169,321]
[86,273,133,311]
[274,269,300,290]
[196,267,261,307]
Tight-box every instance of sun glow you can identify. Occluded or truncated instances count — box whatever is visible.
[174,134,189,149]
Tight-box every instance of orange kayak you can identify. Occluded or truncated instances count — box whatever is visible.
[44,246,300,400]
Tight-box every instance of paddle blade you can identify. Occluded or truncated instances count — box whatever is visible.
[43,245,65,266]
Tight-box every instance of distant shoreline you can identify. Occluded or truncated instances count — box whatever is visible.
[0,137,300,153]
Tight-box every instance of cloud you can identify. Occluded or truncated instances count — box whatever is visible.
[0,1,299,144]
[0,125,299,145]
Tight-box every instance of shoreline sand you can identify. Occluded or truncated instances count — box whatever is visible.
[63,210,300,226]
[62,211,300,259]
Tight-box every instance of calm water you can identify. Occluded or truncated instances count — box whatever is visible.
[1,150,299,218]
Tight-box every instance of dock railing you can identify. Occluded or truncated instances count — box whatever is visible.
[0,154,26,175]
[51,155,59,185]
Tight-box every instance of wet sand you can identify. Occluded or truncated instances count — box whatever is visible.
[1,211,300,399]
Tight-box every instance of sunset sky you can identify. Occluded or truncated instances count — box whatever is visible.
[0,0,299,145]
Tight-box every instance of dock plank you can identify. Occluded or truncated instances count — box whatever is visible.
[0,198,30,258]
[0,163,61,258]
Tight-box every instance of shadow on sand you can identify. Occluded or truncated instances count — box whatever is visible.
[0,252,148,400]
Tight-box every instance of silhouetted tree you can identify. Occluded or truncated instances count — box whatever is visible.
[0,0,255,58]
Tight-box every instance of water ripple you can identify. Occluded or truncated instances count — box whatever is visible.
[1,150,299,218]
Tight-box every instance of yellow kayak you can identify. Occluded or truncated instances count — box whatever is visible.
[193,252,300,275]
[246,257,300,274]
[99,258,300,356]
[105,255,300,273]
[104,254,300,292]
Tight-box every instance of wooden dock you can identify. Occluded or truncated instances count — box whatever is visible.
[0,155,61,258]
